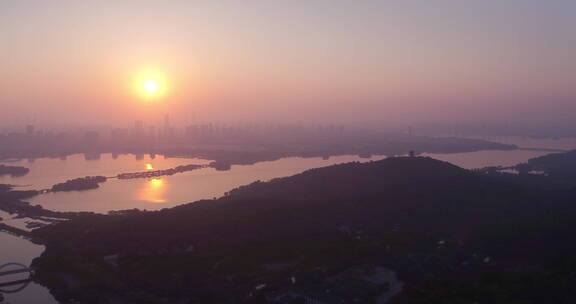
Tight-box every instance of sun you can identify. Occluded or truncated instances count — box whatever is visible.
[139,78,163,99]
[134,69,169,100]
[143,80,159,94]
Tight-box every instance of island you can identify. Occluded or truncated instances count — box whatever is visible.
[50,176,107,192]
[0,164,29,176]
[117,164,206,179]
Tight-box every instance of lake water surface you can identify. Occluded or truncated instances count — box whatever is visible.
[2,149,555,214]
[5,154,385,213]
[0,138,573,303]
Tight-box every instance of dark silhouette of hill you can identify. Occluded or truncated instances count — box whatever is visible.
[516,149,576,178]
[30,156,576,303]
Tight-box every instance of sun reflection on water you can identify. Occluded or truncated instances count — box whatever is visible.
[138,178,167,203]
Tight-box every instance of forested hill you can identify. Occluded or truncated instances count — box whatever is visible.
[517,149,576,178]
[32,156,576,303]
[223,156,503,201]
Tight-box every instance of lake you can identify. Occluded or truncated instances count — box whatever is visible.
[4,154,385,213]
[1,149,555,213]
[0,138,572,303]
[423,149,551,169]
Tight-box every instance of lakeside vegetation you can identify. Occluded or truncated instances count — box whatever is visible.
[515,149,576,179]
[0,184,95,239]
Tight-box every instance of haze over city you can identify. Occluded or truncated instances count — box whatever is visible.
[1,0,575,127]
[3,2,576,304]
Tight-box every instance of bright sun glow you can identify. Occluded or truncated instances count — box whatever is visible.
[146,163,154,171]
[138,178,167,203]
[144,80,158,93]
[150,178,163,188]
[134,69,169,100]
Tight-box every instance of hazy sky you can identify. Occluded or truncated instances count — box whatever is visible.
[1,0,575,127]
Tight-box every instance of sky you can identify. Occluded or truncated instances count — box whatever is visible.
[0,0,575,127]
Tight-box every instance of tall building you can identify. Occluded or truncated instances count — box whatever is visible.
[25,124,34,136]
[148,126,157,143]
[84,131,99,141]
[133,120,144,138]
[110,128,129,146]
[163,114,171,137]
[84,131,100,150]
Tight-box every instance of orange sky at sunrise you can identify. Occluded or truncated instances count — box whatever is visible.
[1,1,575,126]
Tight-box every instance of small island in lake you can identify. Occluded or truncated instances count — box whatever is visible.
[0,164,30,176]
[116,164,206,179]
[51,176,107,192]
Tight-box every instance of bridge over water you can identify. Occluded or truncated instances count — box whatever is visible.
[0,263,32,294]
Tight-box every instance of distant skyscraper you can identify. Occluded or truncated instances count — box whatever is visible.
[25,124,34,136]
[148,126,157,143]
[84,131,99,141]
[84,131,100,150]
[110,128,128,146]
[134,120,144,138]
[163,114,170,137]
